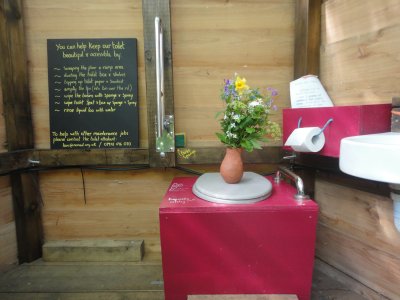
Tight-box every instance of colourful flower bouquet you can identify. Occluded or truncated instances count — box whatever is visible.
[216,74,281,152]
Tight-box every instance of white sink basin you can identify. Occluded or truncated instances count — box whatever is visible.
[339,132,400,184]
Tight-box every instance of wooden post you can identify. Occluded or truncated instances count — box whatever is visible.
[292,0,322,196]
[0,0,43,262]
[294,0,321,79]
[142,0,175,167]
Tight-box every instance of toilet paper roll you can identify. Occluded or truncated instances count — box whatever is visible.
[284,127,325,152]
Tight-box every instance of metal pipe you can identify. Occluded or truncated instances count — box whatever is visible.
[159,22,165,130]
[155,16,164,139]
[390,184,400,232]
[275,166,309,201]
[28,159,40,165]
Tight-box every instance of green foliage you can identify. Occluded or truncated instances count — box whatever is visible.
[216,74,282,152]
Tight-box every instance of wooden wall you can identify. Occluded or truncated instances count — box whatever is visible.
[316,1,400,298]
[5,5,399,296]
[315,179,400,299]
[18,0,295,262]
[0,83,6,153]
[320,0,400,105]
[23,0,148,149]
[171,0,294,147]
[40,168,197,261]
[0,176,17,272]
[22,0,296,151]
[0,83,18,271]
[22,0,159,258]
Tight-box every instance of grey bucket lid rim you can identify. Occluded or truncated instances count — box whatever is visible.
[192,172,272,204]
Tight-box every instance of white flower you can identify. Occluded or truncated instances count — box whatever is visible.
[248,99,263,107]
[229,123,236,129]
[226,132,237,139]
[233,114,241,121]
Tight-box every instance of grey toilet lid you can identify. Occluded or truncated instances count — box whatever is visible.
[192,172,272,204]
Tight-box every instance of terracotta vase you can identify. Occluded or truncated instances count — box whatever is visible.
[220,147,244,184]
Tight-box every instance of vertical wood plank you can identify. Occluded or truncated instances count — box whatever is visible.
[293,0,321,195]
[0,0,43,263]
[294,0,321,79]
[0,176,18,272]
[142,0,175,167]
[392,96,400,132]
[10,172,43,262]
[0,0,33,150]
[0,81,7,153]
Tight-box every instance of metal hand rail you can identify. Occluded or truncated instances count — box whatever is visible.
[274,166,310,201]
[155,16,164,140]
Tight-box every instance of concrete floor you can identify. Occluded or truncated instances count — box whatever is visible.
[0,260,367,300]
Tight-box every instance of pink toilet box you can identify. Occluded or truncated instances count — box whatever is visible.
[160,176,319,300]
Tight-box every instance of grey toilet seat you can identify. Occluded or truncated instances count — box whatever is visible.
[192,172,272,204]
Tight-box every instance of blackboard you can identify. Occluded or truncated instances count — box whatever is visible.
[47,38,139,149]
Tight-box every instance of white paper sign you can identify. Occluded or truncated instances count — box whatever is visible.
[289,75,333,108]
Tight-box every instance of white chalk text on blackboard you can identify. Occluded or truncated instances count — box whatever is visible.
[48,38,139,149]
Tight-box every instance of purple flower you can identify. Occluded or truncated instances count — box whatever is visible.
[267,87,278,96]
[224,79,232,87]
[222,79,238,100]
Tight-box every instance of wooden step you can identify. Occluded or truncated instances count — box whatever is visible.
[0,263,163,293]
[188,295,298,300]
[42,240,144,262]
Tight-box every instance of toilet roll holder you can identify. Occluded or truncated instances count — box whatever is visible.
[279,118,333,200]
[297,117,333,135]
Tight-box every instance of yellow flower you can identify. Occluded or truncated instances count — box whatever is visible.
[235,76,249,93]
